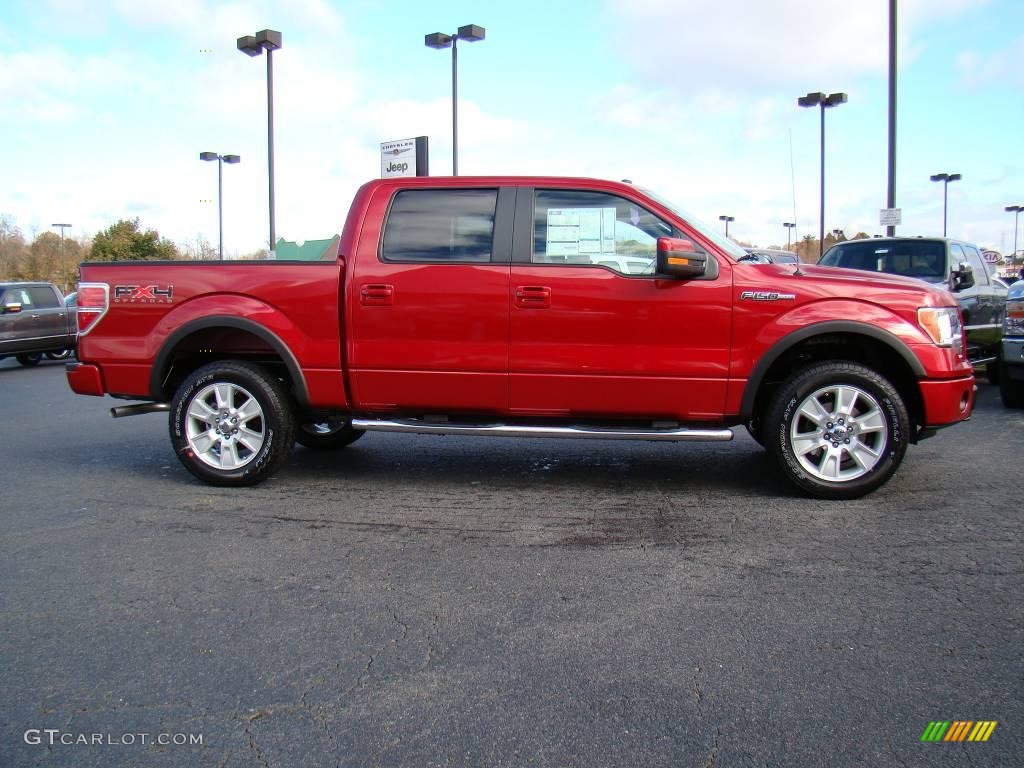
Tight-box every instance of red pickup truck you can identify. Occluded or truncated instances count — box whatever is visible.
[66,176,975,498]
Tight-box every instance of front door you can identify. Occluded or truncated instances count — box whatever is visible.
[508,188,733,422]
[347,186,514,413]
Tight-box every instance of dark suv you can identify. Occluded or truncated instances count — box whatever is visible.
[819,237,1006,374]
[0,282,77,366]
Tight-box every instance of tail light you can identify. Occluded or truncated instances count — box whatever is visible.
[76,283,110,335]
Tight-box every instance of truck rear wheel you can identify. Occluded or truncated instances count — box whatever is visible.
[295,419,365,450]
[16,353,42,367]
[169,361,295,486]
[765,361,909,500]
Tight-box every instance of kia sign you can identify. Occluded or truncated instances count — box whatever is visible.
[981,249,1001,264]
[380,136,429,178]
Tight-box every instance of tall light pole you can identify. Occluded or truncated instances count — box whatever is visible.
[200,153,241,260]
[1007,205,1024,268]
[798,91,847,258]
[887,0,897,236]
[425,24,485,176]
[51,223,71,293]
[719,215,734,239]
[783,221,796,248]
[237,29,281,257]
[930,172,961,237]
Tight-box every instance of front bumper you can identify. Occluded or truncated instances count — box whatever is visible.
[66,362,105,397]
[920,375,975,427]
[1002,338,1024,378]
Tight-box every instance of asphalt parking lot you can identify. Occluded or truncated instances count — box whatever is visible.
[1,357,1021,767]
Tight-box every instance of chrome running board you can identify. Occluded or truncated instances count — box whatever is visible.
[351,418,733,442]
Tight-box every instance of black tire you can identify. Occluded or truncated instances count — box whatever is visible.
[295,419,365,450]
[744,418,765,448]
[765,361,910,500]
[45,349,73,361]
[16,353,42,367]
[169,361,295,487]
[985,361,1000,386]
[1000,364,1024,408]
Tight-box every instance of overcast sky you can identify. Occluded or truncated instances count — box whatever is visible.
[2,0,1022,256]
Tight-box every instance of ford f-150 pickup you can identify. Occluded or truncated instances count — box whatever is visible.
[65,177,976,498]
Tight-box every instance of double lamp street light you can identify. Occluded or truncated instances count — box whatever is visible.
[199,152,240,260]
[1007,205,1024,267]
[798,91,847,259]
[237,29,282,256]
[930,172,961,237]
[425,24,485,176]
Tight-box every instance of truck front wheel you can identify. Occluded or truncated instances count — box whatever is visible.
[169,361,295,486]
[765,361,909,500]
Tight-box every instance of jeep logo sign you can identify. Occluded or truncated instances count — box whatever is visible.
[380,136,429,178]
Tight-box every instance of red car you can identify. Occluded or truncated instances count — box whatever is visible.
[66,177,975,498]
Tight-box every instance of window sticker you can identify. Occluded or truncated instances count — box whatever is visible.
[546,207,617,258]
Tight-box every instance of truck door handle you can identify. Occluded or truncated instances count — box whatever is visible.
[515,286,551,308]
[360,283,394,306]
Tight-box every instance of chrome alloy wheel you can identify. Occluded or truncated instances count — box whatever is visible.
[185,382,266,470]
[789,384,888,482]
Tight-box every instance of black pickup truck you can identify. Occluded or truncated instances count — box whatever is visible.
[819,237,1006,378]
[0,282,77,365]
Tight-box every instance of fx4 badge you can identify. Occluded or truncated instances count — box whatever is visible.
[113,285,174,303]
[740,290,796,302]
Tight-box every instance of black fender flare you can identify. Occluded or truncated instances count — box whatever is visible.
[739,321,926,419]
[149,315,309,406]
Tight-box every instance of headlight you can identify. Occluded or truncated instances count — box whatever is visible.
[918,307,963,348]
[1006,299,1024,336]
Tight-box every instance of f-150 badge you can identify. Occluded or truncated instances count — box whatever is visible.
[740,291,796,301]
[113,285,174,303]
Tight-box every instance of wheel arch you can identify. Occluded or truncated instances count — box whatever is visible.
[741,321,926,430]
[149,316,309,406]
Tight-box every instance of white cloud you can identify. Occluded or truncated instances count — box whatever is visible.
[605,0,990,93]
[956,35,1024,88]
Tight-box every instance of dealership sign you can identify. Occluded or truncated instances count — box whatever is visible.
[380,136,429,178]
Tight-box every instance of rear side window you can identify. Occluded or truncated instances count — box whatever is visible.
[27,286,61,308]
[381,189,497,263]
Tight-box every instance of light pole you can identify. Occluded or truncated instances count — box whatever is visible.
[200,152,241,260]
[1007,205,1024,268]
[51,223,71,293]
[798,91,847,258]
[719,215,734,239]
[930,172,961,237]
[237,29,281,257]
[783,221,796,248]
[425,24,485,176]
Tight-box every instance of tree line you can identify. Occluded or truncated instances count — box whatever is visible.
[0,214,269,289]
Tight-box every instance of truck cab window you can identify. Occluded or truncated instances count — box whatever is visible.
[532,189,681,276]
[381,189,497,263]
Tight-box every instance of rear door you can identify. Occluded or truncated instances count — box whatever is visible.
[508,187,733,421]
[347,185,514,412]
[959,243,1004,362]
[26,285,71,346]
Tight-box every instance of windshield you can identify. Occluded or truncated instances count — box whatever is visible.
[637,186,750,260]
[819,240,946,282]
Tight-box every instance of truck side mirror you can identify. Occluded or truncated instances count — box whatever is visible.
[2,302,22,314]
[950,261,974,292]
[657,237,707,278]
